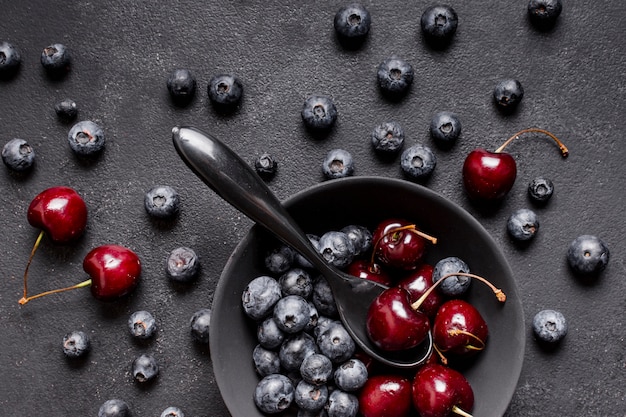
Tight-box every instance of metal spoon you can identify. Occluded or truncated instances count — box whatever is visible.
[172,125,432,369]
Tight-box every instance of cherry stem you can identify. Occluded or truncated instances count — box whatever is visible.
[370,224,438,266]
[494,127,569,157]
[22,230,45,301]
[18,279,92,305]
[410,272,506,311]
[452,405,474,417]
[446,329,486,351]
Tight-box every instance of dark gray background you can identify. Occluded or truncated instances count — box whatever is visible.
[1,1,624,416]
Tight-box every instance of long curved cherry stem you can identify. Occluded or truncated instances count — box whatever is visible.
[22,230,45,301]
[452,405,474,417]
[494,127,569,157]
[19,279,91,305]
[411,272,506,311]
[447,329,486,351]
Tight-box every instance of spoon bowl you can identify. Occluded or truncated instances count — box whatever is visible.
[172,125,432,368]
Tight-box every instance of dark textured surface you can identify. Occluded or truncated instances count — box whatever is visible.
[0,1,624,416]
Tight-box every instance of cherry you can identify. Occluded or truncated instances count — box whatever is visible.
[358,374,413,417]
[347,258,392,286]
[372,218,437,271]
[462,128,568,200]
[19,244,141,305]
[412,363,474,417]
[366,286,429,351]
[432,299,488,364]
[397,263,443,319]
[21,186,88,303]
[366,272,505,352]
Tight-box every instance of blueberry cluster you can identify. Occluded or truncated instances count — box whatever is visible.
[243,224,372,416]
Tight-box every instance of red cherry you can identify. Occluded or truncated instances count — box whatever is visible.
[412,363,474,417]
[27,186,88,243]
[462,128,568,200]
[433,299,488,364]
[21,186,88,303]
[366,286,430,351]
[347,259,392,286]
[359,374,413,417]
[19,244,141,305]
[372,218,437,271]
[397,263,443,319]
[84,244,142,301]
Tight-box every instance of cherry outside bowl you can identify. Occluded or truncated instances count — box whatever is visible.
[210,176,524,417]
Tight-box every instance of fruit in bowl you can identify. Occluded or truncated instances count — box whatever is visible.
[208,176,524,417]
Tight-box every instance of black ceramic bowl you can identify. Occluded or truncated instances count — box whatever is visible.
[210,176,524,417]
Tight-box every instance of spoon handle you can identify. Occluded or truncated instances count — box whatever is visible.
[172,126,330,274]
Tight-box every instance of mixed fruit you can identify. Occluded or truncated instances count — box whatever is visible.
[243,217,509,417]
[3,0,613,415]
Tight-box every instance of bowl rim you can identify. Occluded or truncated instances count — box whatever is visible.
[210,175,525,417]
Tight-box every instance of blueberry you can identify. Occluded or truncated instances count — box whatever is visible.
[160,406,185,417]
[55,98,78,121]
[318,231,356,269]
[302,95,338,130]
[377,57,414,98]
[190,308,212,343]
[528,177,554,204]
[62,330,90,358]
[167,68,196,104]
[371,121,405,154]
[257,317,286,349]
[253,344,282,377]
[298,410,329,417]
[295,380,329,412]
[333,4,371,40]
[98,399,131,417]
[40,43,71,76]
[340,224,372,256]
[312,277,338,318]
[566,235,609,276]
[166,246,200,283]
[207,73,243,110]
[279,333,319,372]
[254,374,294,414]
[68,120,105,156]
[493,79,524,111]
[279,268,313,299]
[430,111,461,149]
[432,256,471,297]
[273,295,312,334]
[326,390,359,417]
[316,322,355,364]
[243,276,283,321]
[400,143,437,180]
[420,4,459,45]
[528,0,562,28]
[295,234,320,269]
[128,310,157,339]
[300,353,334,386]
[334,358,368,392]
[265,244,296,274]
[507,208,539,241]
[2,138,35,172]
[254,153,278,180]
[132,353,159,383]
[532,309,567,344]
[322,149,355,180]
[144,185,180,219]
[0,41,21,77]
